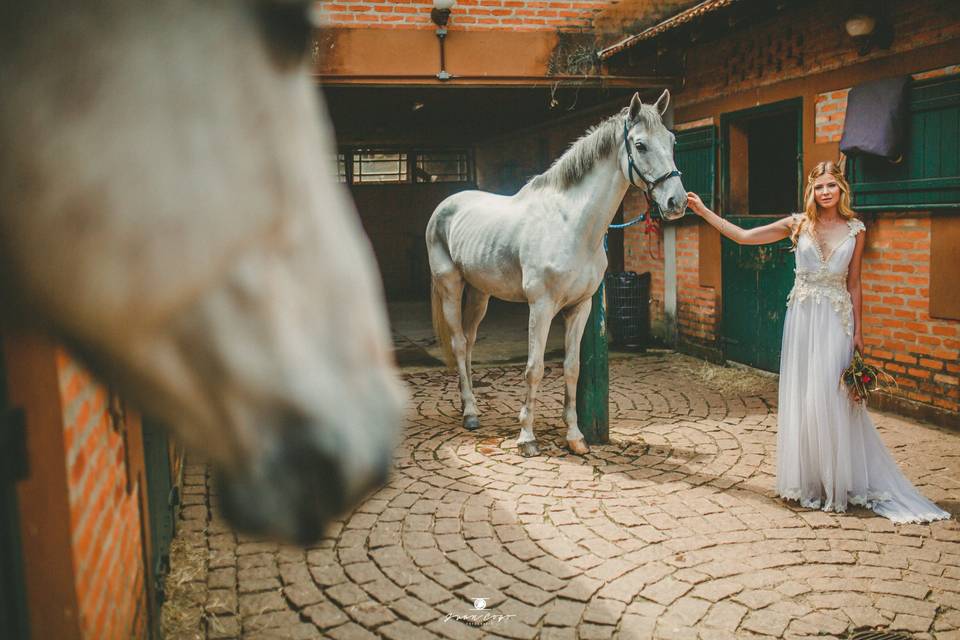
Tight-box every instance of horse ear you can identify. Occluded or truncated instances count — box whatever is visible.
[654,89,670,116]
[629,92,642,120]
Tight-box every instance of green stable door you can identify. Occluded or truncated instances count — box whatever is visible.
[720,220,795,372]
[0,346,28,640]
[720,99,802,373]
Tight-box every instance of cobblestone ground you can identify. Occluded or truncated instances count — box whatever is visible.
[163,353,960,640]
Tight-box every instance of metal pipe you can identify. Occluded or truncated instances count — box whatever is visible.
[436,28,450,81]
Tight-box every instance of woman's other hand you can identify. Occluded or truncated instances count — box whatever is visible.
[686,192,707,216]
[854,332,865,354]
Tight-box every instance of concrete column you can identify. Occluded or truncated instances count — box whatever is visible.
[663,224,678,346]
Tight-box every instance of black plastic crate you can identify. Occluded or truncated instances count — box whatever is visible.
[605,271,651,350]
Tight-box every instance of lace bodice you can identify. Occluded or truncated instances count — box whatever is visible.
[786,216,865,335]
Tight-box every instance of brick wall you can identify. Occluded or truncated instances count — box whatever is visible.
[860,214,959,418]
[671,0,960,108]
[623,216,719,349]
[675,223,717,350]
[811,66,960,416]
[815,64,960,143]
[58,350,147,640]
[610,0,960,424]
[622,190,666,336]
[315,0,609,31]
[814,89,848,144]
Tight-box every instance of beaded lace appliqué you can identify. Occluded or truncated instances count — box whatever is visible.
[785,218,865,336]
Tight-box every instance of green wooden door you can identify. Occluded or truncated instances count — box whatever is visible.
[721,218,795,372]
[675,125,716,210]
[0,349,29,640]
[143,418,177,617]
[720,99,801,372]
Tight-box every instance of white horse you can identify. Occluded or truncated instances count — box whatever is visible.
[0,2,404,544]
[426,91,687,457]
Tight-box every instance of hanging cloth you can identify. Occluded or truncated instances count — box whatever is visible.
[839,75,910,161]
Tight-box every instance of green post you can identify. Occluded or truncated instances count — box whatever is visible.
[576,284,609,444]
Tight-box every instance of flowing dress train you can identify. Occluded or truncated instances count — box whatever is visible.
[775,216,950,523]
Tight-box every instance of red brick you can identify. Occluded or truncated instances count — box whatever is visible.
[894,353,917,365]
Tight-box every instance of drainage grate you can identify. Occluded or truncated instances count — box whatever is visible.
[849,631,914,640]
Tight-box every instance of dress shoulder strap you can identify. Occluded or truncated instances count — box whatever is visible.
[848,218,865,236]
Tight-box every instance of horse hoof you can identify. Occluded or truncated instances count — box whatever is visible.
[463,415,481,431]
[567,438,591,455]
[518,441,541,457]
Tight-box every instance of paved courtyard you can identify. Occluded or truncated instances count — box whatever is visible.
[163,353,960,639]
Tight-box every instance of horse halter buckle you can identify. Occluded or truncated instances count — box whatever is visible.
[622,119,682,207]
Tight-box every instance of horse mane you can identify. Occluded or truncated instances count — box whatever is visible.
[524,103,663,192]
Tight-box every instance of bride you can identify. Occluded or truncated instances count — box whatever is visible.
[686,160,949,523]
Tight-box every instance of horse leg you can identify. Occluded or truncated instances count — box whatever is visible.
[461,285,490,430]
[562,298,593,455]
[517,301,555,457]
[437,273,478,430]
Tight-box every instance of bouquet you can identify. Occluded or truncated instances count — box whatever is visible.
[840,350,897,402]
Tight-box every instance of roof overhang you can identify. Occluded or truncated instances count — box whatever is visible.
[316,27,679,89]
[598,0,741,61]
[315,74,677,89]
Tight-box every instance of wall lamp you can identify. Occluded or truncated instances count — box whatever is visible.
[431,0,455,81]
[845,2,893,56]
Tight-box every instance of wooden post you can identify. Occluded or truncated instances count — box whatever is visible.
[576,284,609,444]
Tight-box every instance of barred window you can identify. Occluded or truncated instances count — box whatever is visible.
[352,150,408,184]
[335,153,347,183]
[414,150,471,183]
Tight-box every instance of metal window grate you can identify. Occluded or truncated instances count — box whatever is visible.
[849,631,915,640]
[414,150,471,183]
[335,153,347,183]
[353,149,408,184]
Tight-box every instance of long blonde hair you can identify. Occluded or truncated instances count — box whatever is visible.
[790,160,856,247]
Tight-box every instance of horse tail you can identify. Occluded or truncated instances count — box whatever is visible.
[431,276,456,370]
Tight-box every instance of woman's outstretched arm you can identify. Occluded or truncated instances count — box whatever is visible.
[686,192,793,245]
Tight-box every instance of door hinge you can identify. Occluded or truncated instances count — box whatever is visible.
[2,407,29,482]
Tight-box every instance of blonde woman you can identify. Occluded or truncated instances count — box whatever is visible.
[686,161,949,523]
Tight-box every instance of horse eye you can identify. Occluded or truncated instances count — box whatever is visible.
[635,141,647,152]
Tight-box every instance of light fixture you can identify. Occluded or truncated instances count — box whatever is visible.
[844,2,893,56]
[431,0,456,81]
[844,14,876,37]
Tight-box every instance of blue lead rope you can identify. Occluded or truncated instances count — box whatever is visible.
[604,213,649,252]
[608,213,648,230]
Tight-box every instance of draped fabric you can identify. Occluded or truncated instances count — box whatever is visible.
[839,75,910,161]
[776,216,950,523]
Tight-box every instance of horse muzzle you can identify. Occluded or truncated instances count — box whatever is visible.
[656,182,689,221]
[214,424,393,544]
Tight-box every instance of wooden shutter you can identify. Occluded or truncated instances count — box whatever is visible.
[675,125,716,210]
[676,125,721,287]
[849,76,960,209]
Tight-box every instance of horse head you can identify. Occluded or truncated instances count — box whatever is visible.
[621,90,688,221]
[0,1,404,544]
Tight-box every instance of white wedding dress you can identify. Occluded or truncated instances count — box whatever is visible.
[776,215,950,523]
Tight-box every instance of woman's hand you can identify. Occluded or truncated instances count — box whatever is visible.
[686,192,707,216]
[854,332,864,354]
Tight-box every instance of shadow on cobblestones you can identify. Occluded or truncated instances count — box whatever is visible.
[164,352,960,640]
